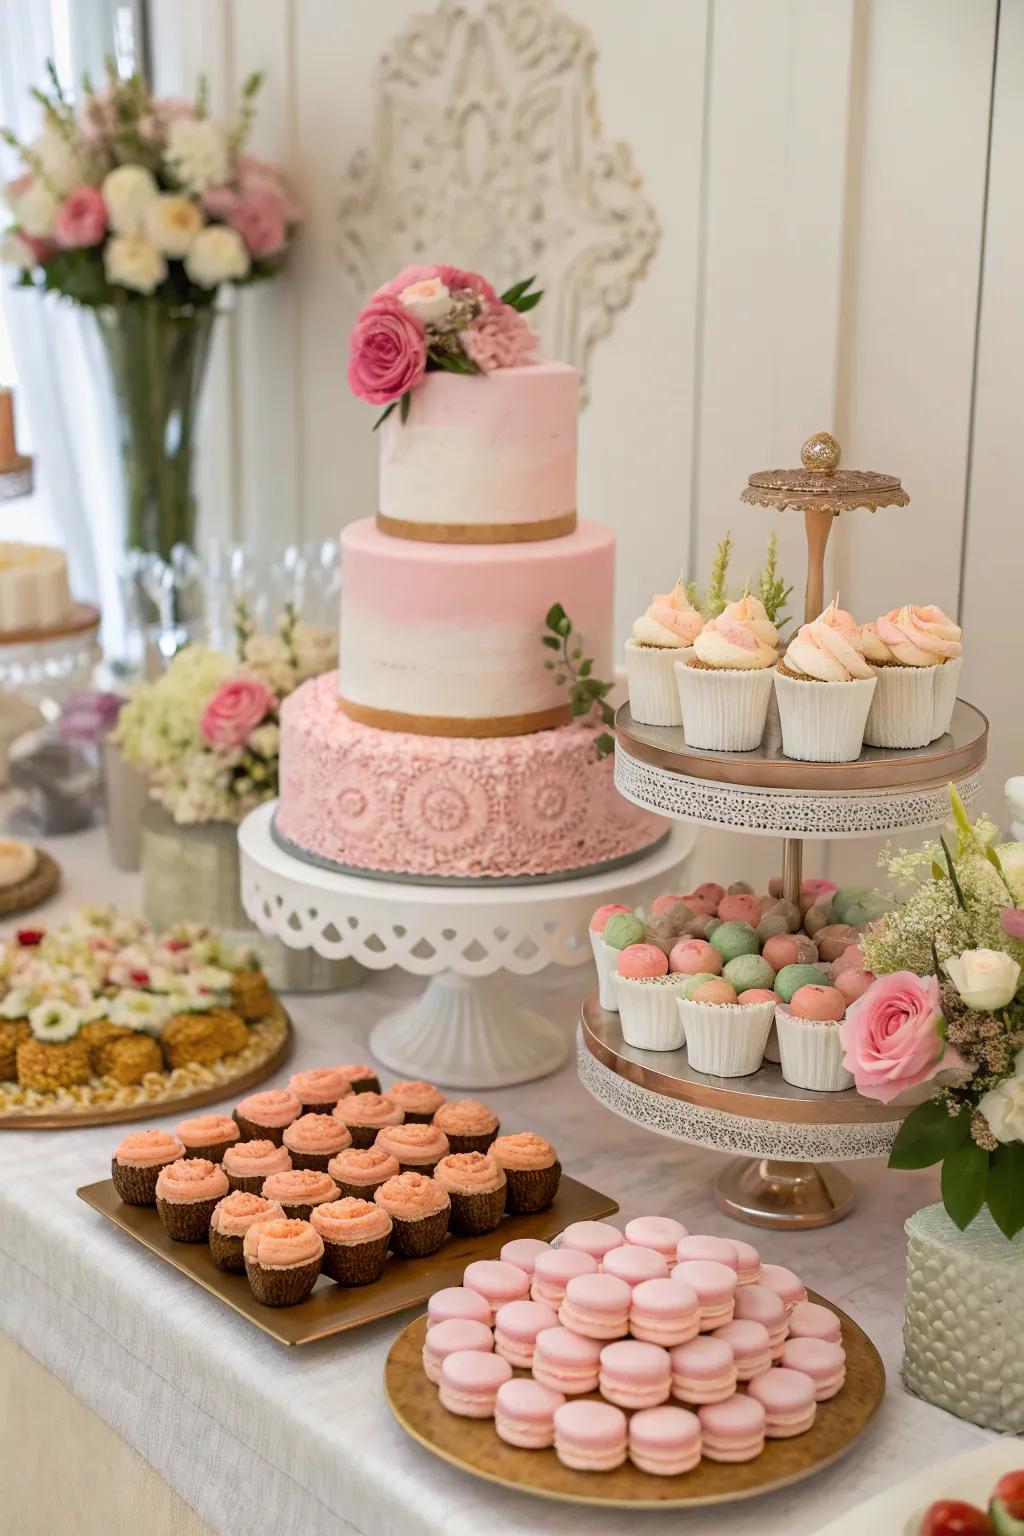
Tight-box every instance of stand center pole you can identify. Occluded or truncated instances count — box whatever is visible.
[781,836,803,908]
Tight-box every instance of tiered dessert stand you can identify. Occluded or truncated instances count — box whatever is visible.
[578,433,990,1229]
[239,802,694,1089]
[0,604,103,704]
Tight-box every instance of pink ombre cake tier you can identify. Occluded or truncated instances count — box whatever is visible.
[276,672,666,882]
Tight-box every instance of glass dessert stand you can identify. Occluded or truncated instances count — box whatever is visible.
[575,697,989,1230]
[0,603,102,705]
[238,800,695,1090]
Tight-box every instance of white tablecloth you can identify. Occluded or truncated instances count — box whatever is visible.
[0,826,992,1535]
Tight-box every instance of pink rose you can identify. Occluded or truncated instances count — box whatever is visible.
[347,296,426,405]
[839,971,962,1103]
[200,676,276,751]
[459,301,539,371]
[375,263,498,304]
[203,160,300,258]
[54,185,107,249]
[1001,908,1024,942]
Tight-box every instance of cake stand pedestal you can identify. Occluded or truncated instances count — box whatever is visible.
[238,802,694,1089]
[0,603,102,705]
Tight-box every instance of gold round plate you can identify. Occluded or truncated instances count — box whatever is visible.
[0,848,61,918]
[0,1000,293,1130]
[385,1301,885,1509]
[0,601,101,648]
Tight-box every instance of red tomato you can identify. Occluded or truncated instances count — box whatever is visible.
[993,1471,1024,1519]
[921,1501,994,1536]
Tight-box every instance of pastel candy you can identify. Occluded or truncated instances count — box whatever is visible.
[558,1220,625,1261]
[499,1237,550,1275]
[616,942,669,978]
[629,1277,702,1346]
[709,921,760,963]
[531,1247,598,1306]
[532,1326,603,1394]
[672,1259,737,1329]
[598,1338,673,1409]
[834,968,876,1004]
[438,1349,513,1418]
[427,1286,492,1329]
[774,963,828,1003]
[712,1319,773,1380]
[494,1377,565,1449]
[628,1405,702,1477]
[493,1299,559,1367]
[553,1399,628,1472]
[690,978,738,1004]
[601,1244,669,1287]
[787,1299,842,1343]
[723,954,776,993]
[788,984,846,1022]
[422,1318,495,1383]
[759,1262,808,1311]
[604,912,647,950]
[463,1259,531,1317]
[668,937,723,976]
[590,903,632,934]
[815,923,861,962]
[675,1235,739,1271]
[650,892,692,916]
[623,1215,688,1258]
[668,1336,736,1404]
[559,1272,632,1340]
[747,1366,817,1437]
[699,1394,766,1462]
[761,934,802,972]
[717,893,762,926]
[779,1337,847,1399]
[682,971,720,999]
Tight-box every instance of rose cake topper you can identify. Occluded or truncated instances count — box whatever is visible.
[346,263,543,428]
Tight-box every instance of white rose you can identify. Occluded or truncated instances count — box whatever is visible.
[143,192,202,257]
[101,165,159,235]
[184,225,249,288]
[979,1047,1024,1144]
[30,128,83,195]
[243,634,289,670]
[0,231,37,270]
[398,277,453,326]
[104,234,167,294]
[14,180,57,238]
[943,948,1021,1012]
[247,722,280,759]
[164,118,228,194]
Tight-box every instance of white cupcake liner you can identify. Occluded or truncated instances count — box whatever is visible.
[775,1006,854,1091]
[763,1019,781,1063]
[676,998,775,1077]
[611,973,688,1051]
[863,665,935,749]
[590,932,620,1013]
[774,670,876,763]
[625,639,691,726]
[931,655,962,739]
[675,662,774,752]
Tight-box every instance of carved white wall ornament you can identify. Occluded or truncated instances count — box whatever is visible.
[338,0,660,398]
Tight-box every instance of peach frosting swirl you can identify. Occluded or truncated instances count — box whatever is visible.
[433,1099,499,1137]
[222,1140,292,1177]
[288,1067,354,1105]
[328,1147,401,1186]
[234,1089,302,1128]
[374,1123,450,1164]
[261,1168,339,1206]
[333,1091,404,1128]
[631,583,703,648]
[176,1115,239,1149]
[875,604,962,667]
[115,1129,185,1168]
[490,1132,557,1171]
[374,1171,450,1221]
[693,596,778,670]
[210,1192,285,1237]
[434,1151,506,1195]
[283,1113,353,1155]
[387,1080,447,1116]
[336,1064,378,1085]
[310,1197,393,1245]
[859,621,893,664]
[783,601,874,682]
[243,1217,323,1269]
[155,1157,229,1204]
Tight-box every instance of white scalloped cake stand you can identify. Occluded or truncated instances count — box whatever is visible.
[238,801,695,1089]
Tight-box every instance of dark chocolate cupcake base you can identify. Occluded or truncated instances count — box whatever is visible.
[209,1228,246,1273]
[245,1254,322,1306]
[225,1172,269,1196]
[287,1150,335,1173]
[233,1112,289,1146]
[181,1141,234,1164]
[389,1205,450,1259]
[395,1157,444,1177]
[295,1099,339,1117]
[345,1123,391,1150]
[448,1183,507,1235]
[278,1199,328,1223]
[156,1194,224,1242]
[504,1160,562,1214]
[445,1130,499,1156]
[111,1157,168,1206]
[332,1177,388,1202]
[348,1077,381,1095]
[321,1232,390,1286]
[400,1109,437,1125]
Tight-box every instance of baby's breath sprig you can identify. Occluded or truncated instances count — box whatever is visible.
[541,602,615,757]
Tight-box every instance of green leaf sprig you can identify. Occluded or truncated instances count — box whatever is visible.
[541,602,615,757]
[500,275,544,313]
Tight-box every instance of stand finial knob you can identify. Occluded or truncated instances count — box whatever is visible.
[801,432,840,474]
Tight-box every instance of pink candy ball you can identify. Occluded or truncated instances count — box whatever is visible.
[762,935,801,972]
[769,876,838,904]
[650,893,691,916]
[815,924,861,962]
[830,943,865,977]
[788,984,846,1022]
[668,939,723,977]
[691,978,738,1004]
[617,944,669,979]
[737,988,781,1005]
[591,903,632,934]
[834,968,876,1004]
[717,893,762,927]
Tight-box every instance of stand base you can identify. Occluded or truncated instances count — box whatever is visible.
[714,1158,855,1230]
[369,972,570,1090]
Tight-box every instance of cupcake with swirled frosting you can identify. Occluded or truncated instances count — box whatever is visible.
[434,1151,507,1234]
[310,1197,393,1286]
[774,602,876,762]
[209,1191,285,1273]
[676,597,779,751]
[625,582,703,726]
[863,604,963,748]
[243,1217,324,1306]
[155,1156,230,1242]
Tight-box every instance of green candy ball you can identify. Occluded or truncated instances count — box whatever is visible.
[775,963,829,1003]
[709,921,760,964]
[604,912,646,950]
[724,954,776,993]
[831,886,872,925]
[839,890,893,928]
[682,971,720,999]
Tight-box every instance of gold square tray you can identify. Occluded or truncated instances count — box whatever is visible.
[77,1175,618,1347]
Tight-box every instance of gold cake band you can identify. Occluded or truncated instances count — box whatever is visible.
[375,511,577,544]
[339,696,570,738]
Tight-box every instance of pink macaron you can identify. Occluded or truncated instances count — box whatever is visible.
[668,1336,737,1405]
[780,1336,847,1399]
[438,1349,512,1419]
[559,1272,631,1341]
[623,1214,688,1264]
[747,1366,817,1437]
[427,1286,493,1329]
[732,1283,789,1355]
[422,1318,494,1384]
[628,1277,701,1347]
[731,1238,762,1285]
[759,1262,808,1313]
[672,1259,737,1330]
[712,1318,774,1381]
[598,1338,672,1409]
[601,1244,669,1287]
[553,1400,628,1472]
[532,1326,603,1395]
[590,903,632,934]
[530,1247,598,1307]
[493,1299,559,1368]
[558,1220,625,1263]
[494,1377,565,1449]
[786,1299,842,1344]
[788,984,846,1022]
[616,943,669,978]
[499,1237,550,1275]
[462,1259,531,1320]
[668,938,723,976]
[698,1393,766,1462]
[628,1405,702,1476]
[675,1234,739,1272]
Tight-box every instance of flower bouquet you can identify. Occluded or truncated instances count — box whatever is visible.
[1,60,300,556]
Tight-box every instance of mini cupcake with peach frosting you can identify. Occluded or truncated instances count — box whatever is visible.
[610,943,688,1053]
[677,597,779,751]
[332,1090,405,1148]
[282,1112,352,1171]
[222,1138,292,1194]
[490,1132,561,1213]
[155,1156,230,1242]
[774,601,877,763]
[625,583,704,726]
[336,1063,381,1095]
[260,1166,339,1221]
[243,1216,324,1306]
[374,1121,450,1174]
[434,1151,507,1234]
[310,1196,393,1286]
[432,1098,500,1155]
[327,1144,401,1200]
[208,1191,285,1273]
[387,1079,447,1124]
[112,1128,186,1206]
[374,1170,451,1258]
[287,1067,354,1115]
[233,1088,302,1146]
[864,603,963,747]
[176,1114,240,1164]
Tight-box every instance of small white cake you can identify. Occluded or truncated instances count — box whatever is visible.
[0,542,72,633]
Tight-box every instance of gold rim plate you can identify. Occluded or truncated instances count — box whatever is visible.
[0,601,101,647]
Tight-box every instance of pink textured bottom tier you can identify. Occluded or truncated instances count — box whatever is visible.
[276,672,666,882]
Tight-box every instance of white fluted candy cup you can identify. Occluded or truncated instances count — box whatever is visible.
[676,997,776,1077]
[775,1006,854,1091]
[774,669,876,763]
[611,972,689,1051]
[863,665,935,750]
[675,661,774,752]
[624,639,691,727]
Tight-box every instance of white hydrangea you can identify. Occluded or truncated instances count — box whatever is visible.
[164,117,228,193]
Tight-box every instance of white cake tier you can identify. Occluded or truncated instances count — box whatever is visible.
[0,542,72,633]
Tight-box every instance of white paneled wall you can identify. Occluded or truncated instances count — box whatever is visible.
[152,0,1021,886]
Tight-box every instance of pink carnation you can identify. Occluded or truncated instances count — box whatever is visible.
[347,295,426,405]
[1001,907,1024,942]
[375,263,498,304]
[200,676,276,752]
[839,971,962,1104]
[54,185,107,249]
[459,302,539,372]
